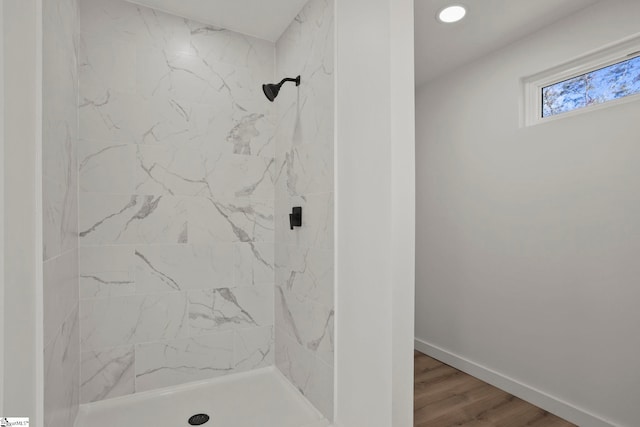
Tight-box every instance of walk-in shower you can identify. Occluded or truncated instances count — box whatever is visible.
[40,0,335,425]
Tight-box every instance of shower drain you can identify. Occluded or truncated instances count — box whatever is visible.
[188,413,210,425]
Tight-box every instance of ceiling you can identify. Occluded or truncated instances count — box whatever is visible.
[125,0,309,42]
[415,0,600,86]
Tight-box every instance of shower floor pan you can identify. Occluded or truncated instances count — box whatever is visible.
[74,367,329,427]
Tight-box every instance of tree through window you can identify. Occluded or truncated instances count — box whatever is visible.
[542,54,640,118]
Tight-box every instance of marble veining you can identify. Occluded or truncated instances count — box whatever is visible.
[188,285,274,334]
[44,305,80,427]
[44,249,79,347]
[234,326,274,372]
[135,333,234,391]
[135,244,234,293]
[132,145,276,199]
[274,0,335,419]
[80,272,135,298]
[78,0,278,403]
[234,242,274,286]
[76,0,334,417]
[276,327,333,420]
[81,346,135,403]
[276,244,333,308]
[43,0,80,424]
[187,197,274,244]
[80,292,189,351]
[276,286,334,367]
[79,194,188,245]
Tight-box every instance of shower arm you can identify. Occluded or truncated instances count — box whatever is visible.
[279,76,301,87]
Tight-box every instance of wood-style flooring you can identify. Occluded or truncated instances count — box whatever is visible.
[414,351,577,427]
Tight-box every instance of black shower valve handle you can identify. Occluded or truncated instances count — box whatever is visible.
[289,207,302,230]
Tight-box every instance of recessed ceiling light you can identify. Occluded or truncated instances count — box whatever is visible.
[438,5,466,23]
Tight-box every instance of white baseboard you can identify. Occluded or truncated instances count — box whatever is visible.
[414,338,619,427]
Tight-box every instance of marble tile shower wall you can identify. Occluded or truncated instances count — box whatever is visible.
[274,0,335,420]
[43,0,81,425]
[77,0,277,403]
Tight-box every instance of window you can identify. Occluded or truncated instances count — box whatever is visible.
[523,35,640,126]
[542,55,640,118]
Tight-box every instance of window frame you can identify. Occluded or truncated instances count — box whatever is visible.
[523,33,640,126]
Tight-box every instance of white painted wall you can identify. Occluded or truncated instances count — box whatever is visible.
[2,0,42,421]
[334,0,415,425]
[415,1,640,426]
[390,0,415,424]
[0,0,5,414]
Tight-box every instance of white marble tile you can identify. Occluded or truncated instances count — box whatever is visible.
[273,89,299,154]
[136,48,229,105]
[213,106,277,158]
[79,86,195,145]
[43,48,78,113]
[79,0,192,51]
[188,285,274,335]
[44,0,78,47]
[275,245,333,309]
[274,79,334,156]
[43,4,78,197]
[275,328,307,380]
[226,109,277,158]
[80,269,135,299]
[81,346,135,403]
[201,154,275,200]
[43,0,80,422]
[275,287,333,367]
[81,292,188,351]
[276,0,334,78]
[79,193,188,245]
[301,421,331,427]
[80,246,136,298]
[44,305,80,427]
[135,333,234,392]
[80,82,275,153]
[79,33,137,94]
[275,0,334,155]
[135,244,234,293]
[43,103,77,195]
[134,145,275,198]
[133,144,211,196]
[276,143,333,197]
[234,242,274,286]
[299,354,333,421]
[44,249,79,347]
[274,0,335,418]
[233,326,274,372]
[136,44,271,107]
[295,70,335,150]
[43,175,78,261]
[275,327,333,420]
[75,0,291,405]
[79,141,136,194]
[188,197,274,244]
[43,51,77,265]
[79,0,275,72]
[188,22,274,72]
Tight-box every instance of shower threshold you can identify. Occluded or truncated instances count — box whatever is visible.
[74,367,329,427]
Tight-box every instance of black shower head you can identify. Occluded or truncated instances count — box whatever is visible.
[262,76,301,102]
[262,83,280,102]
